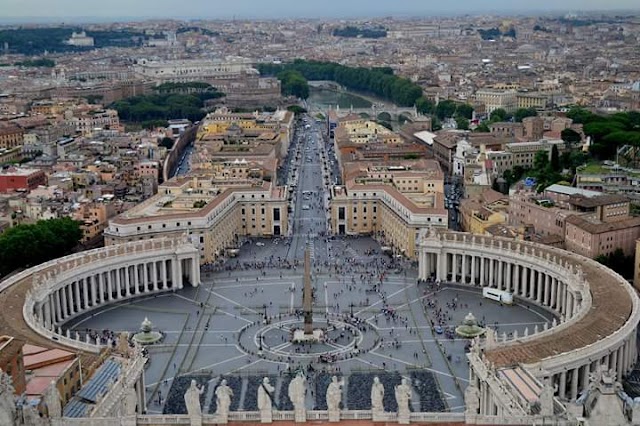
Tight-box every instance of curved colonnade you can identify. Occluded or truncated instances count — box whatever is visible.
[15,238,200,353]
[418,230,640,407]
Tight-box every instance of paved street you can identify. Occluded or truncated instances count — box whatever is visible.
[65,117,554,415]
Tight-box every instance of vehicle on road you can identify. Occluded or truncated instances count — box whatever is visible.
[482,288,513,305]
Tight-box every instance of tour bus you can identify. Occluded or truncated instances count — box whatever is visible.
[482,287,514,305]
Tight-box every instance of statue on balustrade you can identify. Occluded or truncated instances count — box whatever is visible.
[215,379,233,423]
[371,376,384,419]
[43,380,62,419]
[326,376,344,422]
[123,385,138,416]
[464,382,480,415]
[258,377,275,423]
[184,379,204,422]
[289,372,307,422]
[0,369,16,426]
[395,378,412,424]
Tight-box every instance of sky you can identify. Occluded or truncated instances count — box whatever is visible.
[1,0,639,22]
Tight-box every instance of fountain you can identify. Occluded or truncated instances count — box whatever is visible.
[132,317,163,345]
[455,312,486,338]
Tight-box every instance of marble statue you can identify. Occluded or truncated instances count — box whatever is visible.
[0,369,16,426]
[21,404,45,426]
[371,376,384,419]
[288,372,306,422]
[326,376,344,422]
[215,379,233,423]
[43,380,62,419]
[123,386,138,416]
[464,382,480,415]
[118,332,130,357]
[184,380,204,425]
[539,377,556,416]
[258,377,275,423]
[394,378,412,424]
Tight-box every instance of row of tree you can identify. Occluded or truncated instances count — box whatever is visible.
[277,70,310,99]
[0,27,145,55]
[566,107,640,161]
[257,60,424,107]
[110,84,224,123]
[332,26,387,39]
[0,218,82,277]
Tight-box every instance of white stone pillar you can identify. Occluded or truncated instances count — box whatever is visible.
[115,267,121,299]
[480,257,486,286]
[144,262,150,292]
[570,368,579,401]
[177,258,183,289]
[55,289,62,322]
[544,274,550,306]
[513,264,520,295]
[107,271,113,301]
[559,371,567,400]
[505,262,512,292]
[612,347,619,378]
[537,271,544,304]
[90,275,97,305]
[98,273,105,304]
[124,265,131,297]
[462,254,468,284]
[134,264,140,294]
[551,278,557,309]
[489,258,494,287]
[43,299,51,329]
[471,255,476,285]
[74,280,81,313]
[152,262,159,291]
[497,261,503,290]
[536,273,543,304]
[192,257,199,287]
[162,260,168,289]
[528,268,535,299]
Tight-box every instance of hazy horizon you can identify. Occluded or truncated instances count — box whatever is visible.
[1,0,639,24]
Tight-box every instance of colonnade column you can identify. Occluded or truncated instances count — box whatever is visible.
[471,255,476,285]
[73,280,81,313]
[488,259,494,287]
[537,272,544,304]
[480,257,485,286]
[162,260,168,289]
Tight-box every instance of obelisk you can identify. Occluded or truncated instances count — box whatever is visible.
[303,244,313,335]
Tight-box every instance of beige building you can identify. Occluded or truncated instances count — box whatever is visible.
[330,160,447,259]
[459,188,509,235]
[105,175,288,264]
[475,88,518,114]
[565,215,640,258]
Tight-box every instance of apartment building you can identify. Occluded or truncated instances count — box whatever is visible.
[459,188,509,235]
[475,88,518,114]
[486,139,565,177]
[330,160,447,259]
[0,124,24,149]
[105,175,289,264]
[0,167,47,193]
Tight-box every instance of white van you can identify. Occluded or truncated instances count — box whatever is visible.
[482,288,513,305]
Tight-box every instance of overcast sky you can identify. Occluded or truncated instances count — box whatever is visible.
[2,0,639,21]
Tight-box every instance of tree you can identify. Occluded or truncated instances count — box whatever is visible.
[514,107,538,122]
[533,150,549,172]
[0,218,82,277]
[415,96,434,115]
[550,144,560,172]
[436,100,458,120]
[456,104,474,120]
[159,137,174,149]
[490,108,508,123]
[474,121,491,132]
[561,128,582,146]
[455,116,470,130]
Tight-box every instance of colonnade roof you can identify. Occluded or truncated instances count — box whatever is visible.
[484,253,633,368]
